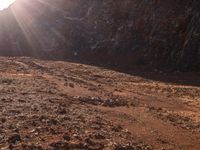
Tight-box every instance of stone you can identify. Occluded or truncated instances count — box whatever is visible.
[7,133,21,144]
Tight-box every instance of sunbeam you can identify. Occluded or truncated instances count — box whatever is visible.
[9,0,65,56]
[0,0,15,10]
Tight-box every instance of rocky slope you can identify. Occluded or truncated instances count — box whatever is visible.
[0,57,200,149]
[0,0,199,71]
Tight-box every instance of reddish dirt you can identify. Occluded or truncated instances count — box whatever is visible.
[0,57,199,150]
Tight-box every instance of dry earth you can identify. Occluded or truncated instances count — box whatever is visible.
[0,57,200,150]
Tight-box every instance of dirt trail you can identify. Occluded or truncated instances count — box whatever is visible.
[0,57,200,150]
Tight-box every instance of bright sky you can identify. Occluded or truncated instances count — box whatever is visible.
[0,0,15,10]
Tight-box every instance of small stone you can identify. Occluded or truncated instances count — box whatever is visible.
[73,134,78,138]
[47,118,58,125]
[58,108,67,114]
[13,128,19,133]
[94,133,105,139]
[1,118,6,123]
[50,141,68,149]
[112,125,122,132]
[69,83,74,88]
[63,133,71,141]
[7,133,21,144]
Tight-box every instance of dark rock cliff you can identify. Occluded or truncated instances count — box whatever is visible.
[0,0,199,71]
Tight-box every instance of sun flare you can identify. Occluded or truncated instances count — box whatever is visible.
[0,0,15,10]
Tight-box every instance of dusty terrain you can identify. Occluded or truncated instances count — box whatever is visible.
[0,57,200,150]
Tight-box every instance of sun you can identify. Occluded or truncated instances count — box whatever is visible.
[0,0,15,10]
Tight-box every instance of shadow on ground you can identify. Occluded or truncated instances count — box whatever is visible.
[42,56,200,87]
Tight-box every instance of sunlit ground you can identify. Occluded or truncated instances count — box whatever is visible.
[0,0,15,10]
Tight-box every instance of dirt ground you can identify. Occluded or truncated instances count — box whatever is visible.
[0,57,199,150]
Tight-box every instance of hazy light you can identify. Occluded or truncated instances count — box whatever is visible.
[0,0,15,10]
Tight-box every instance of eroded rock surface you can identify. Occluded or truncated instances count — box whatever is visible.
[0,0,199,71]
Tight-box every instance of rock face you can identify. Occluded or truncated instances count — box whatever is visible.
[0,0,199,71]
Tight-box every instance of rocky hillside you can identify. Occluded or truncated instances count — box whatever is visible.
[0,57,200,149]
[0,0,199,71]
